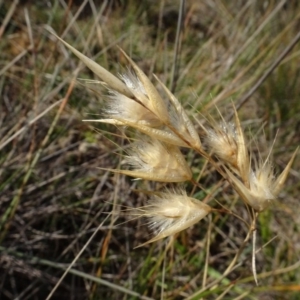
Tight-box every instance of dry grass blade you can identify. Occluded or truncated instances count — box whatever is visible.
[0,0,18,38]
[0,99,63,151]
[0,81,75,242]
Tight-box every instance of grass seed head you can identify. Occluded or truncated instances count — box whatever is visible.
[206,122,238,168]
[154,75,202,150]
[248,160,276,211]
[135,189,212,246]
[123,138,192,182]
[205,106,249,181]
[226,148,298,212]
[225,166,272,212]
[119,48,170,124]
[234,106,250,184]
[104,71,162,127]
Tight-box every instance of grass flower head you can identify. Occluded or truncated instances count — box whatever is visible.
[136,189,212,246]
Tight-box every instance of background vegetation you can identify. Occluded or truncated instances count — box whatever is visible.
[1,0,300,299]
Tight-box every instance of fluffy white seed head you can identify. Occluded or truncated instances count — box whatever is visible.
[123,138,192,182]
[225,164,274,212]
[103,72,162,127]
[55,35,168,128]
[226,148,298,212]
[136,189,212,246]
[206,108,250,183]
[206,122,238,167]
[119,72,146,95]
[154,75,202,150]
[233,107,250,184]
[248,161,276,211]
[119,49,170,124]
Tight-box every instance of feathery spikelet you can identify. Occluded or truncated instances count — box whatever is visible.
[206,122,238,168]
[154,75,202,150]
[135,189,212,247]
[226,162,274,212]
[104,71,162,127]
[52,33,169,126]
[233,106,250,184]
[102,138,192,182]
[119,49,170,125]
[53,33,202,149]
[205,107,249,184]
[226,147,298,212]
